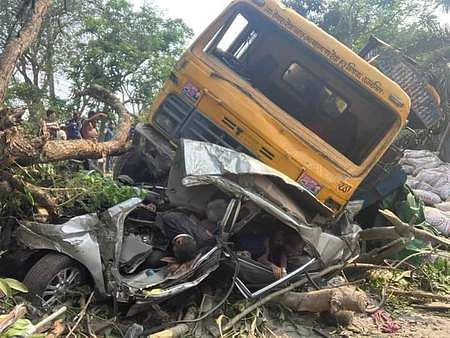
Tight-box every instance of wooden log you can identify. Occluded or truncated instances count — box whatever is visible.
[0,304,27,334]
[0,171,57,214]
[278,286,368,314]
[221,263,344,334]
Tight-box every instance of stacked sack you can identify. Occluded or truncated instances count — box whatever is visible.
[400,149,450,236]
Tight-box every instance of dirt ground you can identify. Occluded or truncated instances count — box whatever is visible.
[267,309,450,338]
[349,310,450,338]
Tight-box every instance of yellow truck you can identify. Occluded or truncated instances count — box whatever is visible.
[116,0,411,219]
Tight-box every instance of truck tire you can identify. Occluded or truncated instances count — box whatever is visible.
[113,149,154,183]
[23,253,88,307]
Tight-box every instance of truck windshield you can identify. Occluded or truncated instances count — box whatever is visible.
[205,6,397,165]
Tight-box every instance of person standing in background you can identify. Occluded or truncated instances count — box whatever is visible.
[40,109,60,140]
[66,112,82,140]
[81,111,107,141]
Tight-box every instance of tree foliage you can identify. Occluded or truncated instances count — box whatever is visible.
[67,0,192,115]
[0,0,192,125]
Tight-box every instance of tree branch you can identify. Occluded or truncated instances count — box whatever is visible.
[0,0,53,105]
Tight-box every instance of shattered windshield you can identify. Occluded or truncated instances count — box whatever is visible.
[204,5,397,165]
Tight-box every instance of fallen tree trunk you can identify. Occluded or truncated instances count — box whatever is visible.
[0,84,131,167]
[0,0,132,170]
[0,0,53,105]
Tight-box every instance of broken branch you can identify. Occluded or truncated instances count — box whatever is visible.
[67,293,94,337]
[24,306,67,336]
[0,108,26,131]
[0,304,27,334]
[389,289,450,302]
[380,209,450,247]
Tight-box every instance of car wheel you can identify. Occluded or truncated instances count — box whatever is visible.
[23,253,88,308]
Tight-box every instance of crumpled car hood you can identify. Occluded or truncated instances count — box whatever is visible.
[170,139,359,265]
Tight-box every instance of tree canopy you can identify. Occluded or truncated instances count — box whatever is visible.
[0,0,192,123]
[284,0,450,117]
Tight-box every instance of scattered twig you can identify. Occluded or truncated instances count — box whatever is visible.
[66,292,95,337]
[220,263,345,335]
[393,249,434,269]
[150,306,197,338]
[389,289,450,302]
[344,263,402,271]
[56,191,86,208]
[24,306,67,336]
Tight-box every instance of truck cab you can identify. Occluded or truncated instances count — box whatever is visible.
[116,0,410,219]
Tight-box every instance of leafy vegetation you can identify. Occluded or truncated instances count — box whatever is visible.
[2,165,147,221]
[414,257,450,294]
[62,171,147,214]
[0,278,28,298]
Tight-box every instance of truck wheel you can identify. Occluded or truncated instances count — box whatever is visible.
[113,150,153,183]
[23,253,88,308]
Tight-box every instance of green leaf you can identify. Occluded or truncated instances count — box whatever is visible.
[3,278,28,293]
[3,319,33,338]
[0,279,12,297]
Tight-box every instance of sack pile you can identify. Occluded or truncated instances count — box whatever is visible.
[401,149,450,236]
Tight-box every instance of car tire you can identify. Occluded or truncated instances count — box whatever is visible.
[23,252,88,307]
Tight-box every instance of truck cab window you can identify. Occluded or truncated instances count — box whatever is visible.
[216,14,249,53]
[205,7,397,165]
[210,13,258,79]
[283,64,348,117]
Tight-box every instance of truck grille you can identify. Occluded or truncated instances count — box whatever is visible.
[154,94,249,153]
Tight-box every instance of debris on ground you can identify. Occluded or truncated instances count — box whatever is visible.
[1,144,450,338]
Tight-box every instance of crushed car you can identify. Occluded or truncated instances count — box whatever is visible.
[10,140,360,309]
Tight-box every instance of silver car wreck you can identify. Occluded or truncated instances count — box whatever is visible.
[14,139,360,308]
